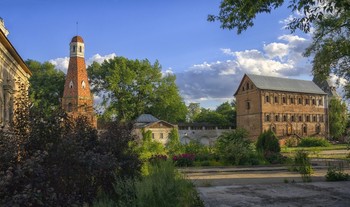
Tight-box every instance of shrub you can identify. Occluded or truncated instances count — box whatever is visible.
[173,154,195,167]
[298,137,331,147]
[0,101,141,206]
[294,150,313,182]
[325,166,349,181]
[256,130,285,164]
[166,128,183,156]
[256,130,281,153]
[285,137,299,147]
[215,128,259,165]
[94,161,204,207]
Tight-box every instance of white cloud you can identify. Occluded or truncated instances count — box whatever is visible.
[49,53,117,74]
[263,42,289,60]
[49,57,69,73]
[86,53,117,65]
[177,34,313,105]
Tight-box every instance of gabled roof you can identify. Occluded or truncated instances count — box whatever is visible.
[234,74,326,96]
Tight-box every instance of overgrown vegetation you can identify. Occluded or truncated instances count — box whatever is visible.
[326,166,349,182]
[293,150,313,182]
[256,130,286,164]
[0,92,141,206]
[298,137,331,147]
[215,129,262,165]
[94,161,204,207]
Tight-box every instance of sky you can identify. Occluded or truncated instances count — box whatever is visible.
[1,0,342,109]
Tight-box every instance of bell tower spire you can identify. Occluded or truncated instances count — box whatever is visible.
[62,36,96,127]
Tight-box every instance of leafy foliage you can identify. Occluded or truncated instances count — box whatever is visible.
[298,137,331,147]
[94,161,204,207]
[294,150,313,182]
[173,154,195,167]
[193,101,236,127]
[26,59,65,116]
[215,129,258,165]
[87,57,187,123]
[208,0,350,34]
[166,128,183,156]
[326,166,349,181]
[187,103,201,122]
[0,92,141,206]
[328,98,348,140]
[256,130,284,164]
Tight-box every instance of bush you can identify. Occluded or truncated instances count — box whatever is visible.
[165,128,183,156]
[285,137,299,147]
[298,137,331,147]
[256,130,285,164]
[94,161,204,207]
[215,128,259,165]
[294,150,313,182]
[173,154,195,167]
[0,101,141,206]
[325,166,349,181]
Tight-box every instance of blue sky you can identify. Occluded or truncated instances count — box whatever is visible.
[1,0,328,109]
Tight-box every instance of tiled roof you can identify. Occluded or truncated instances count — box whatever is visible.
[71,36,84,43]
[247,74,327,95]
[135,114,159,123]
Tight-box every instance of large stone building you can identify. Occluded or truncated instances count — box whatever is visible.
[62,36,96,127]
[234,74,328,139]
[0,18,31,127]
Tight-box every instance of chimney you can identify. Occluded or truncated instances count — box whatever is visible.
[0,17,10,37]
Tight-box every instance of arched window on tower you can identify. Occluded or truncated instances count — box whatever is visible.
[79,46,82,53]
[81,80,86,89]
[69,81,73,88]
[73,45,76,52]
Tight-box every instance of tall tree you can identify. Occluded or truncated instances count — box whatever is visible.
[187,103,201,122]
[209,0,350,97]
[87,56,186,123]
[216,101,236,126]
[147,74,187,123]
[26,60,65,115]
[328,98,348,140]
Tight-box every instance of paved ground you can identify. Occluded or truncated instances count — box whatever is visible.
[182,165,350,207]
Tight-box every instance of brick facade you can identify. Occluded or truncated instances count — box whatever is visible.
[62,36,96,127]
[235,74,328,140]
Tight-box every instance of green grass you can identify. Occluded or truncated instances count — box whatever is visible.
[282,144,349,160]
[282,144,348,153]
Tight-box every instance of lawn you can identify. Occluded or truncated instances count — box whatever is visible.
[281,144,350,159]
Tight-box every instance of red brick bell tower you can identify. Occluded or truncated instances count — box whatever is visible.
[62,36,97,127]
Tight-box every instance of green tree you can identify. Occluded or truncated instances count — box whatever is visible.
[215,128,254,165]
[194,108,230,126]
[329,98,348,140]
[147,75,187,123]
[87,57,186,122]
[187,103,201,122]
[165,128,183,156]
[208,0,349,34]
[209,0,350,98]
[26,59,65,116]
[216,101,236,126]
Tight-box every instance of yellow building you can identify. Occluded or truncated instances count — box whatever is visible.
[0,18,31,127]
[234,74,328,140]
[133,114,177,145]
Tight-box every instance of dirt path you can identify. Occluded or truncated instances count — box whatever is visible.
[183,166,350,207]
